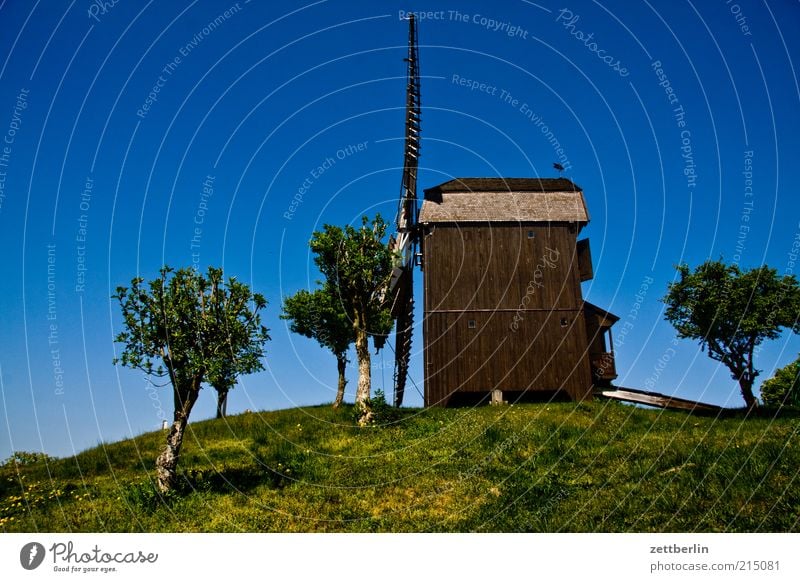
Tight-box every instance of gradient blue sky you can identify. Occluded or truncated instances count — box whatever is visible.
[0,0,798,458]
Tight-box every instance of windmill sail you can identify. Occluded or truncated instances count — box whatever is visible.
[388,13,421,407]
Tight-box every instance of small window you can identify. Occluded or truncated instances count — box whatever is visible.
[527,230,535,239]
[560,317,568,327]
[468,319,477,329]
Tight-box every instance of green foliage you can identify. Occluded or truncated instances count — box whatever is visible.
[356,389,400,426]
[760,355,800,407]
[1,451,54,468]
[282,283,353,358]
[308,215,394,341]
[662,260,800,406]
[113,266,270,390]
[307,215,395,409]
[203,270,270,394]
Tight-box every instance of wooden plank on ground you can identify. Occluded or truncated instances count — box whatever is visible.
[598,386,724,414]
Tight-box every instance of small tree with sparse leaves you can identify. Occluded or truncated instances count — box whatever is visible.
[282,284,354,408]
[282,282,391,409]
[113,266,269,491]
[204,274,269,420]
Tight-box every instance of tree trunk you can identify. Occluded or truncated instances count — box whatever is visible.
[333,355,347,409]
[216,388,228,419]
[738,375,758,410]
[743,348,759,410]
[354,313,371,406]
[353,311,373,425]
[156,379,201,492]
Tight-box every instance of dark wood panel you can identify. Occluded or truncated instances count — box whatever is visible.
[422,224,583,312]
[423,310,593,406]
[421,222,599,407]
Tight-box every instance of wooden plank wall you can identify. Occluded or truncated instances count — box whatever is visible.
[422,223,593,406]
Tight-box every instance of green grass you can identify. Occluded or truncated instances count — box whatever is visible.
[1,401,798,532]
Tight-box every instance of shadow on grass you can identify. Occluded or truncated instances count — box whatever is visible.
[179,466,277,495]
[121,465,276,514]
[719,405,800,420]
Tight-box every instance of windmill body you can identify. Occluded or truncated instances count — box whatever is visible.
[417,178,619,406]
[386,18,619,407]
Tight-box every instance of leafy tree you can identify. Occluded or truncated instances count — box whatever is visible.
[113,266,269,491]
[662,260,800,409]
[210,374,234,420]
[282,282,392,409]
[282,285,353,408]
[205,274,270,420]
[760,355,800,407]
[309,215,394,422]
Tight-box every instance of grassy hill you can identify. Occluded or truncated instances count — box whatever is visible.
[1,400,798,532]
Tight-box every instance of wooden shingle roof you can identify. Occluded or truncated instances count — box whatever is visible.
[419,178,589,224]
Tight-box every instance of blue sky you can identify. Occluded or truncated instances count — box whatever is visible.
[0,0,798,458]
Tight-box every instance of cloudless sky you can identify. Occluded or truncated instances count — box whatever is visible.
[0,0,799,458]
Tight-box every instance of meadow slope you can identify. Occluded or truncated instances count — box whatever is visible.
[1,401,798,532]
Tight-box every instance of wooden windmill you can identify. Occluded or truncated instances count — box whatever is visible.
[383,15,620,408]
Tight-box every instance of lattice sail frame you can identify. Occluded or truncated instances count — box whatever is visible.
[387,13,421,407]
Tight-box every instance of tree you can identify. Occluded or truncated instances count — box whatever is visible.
[281,285,354,408]
[204,272,270,420]
[760,355,800,407]
[309,215,394,421]
[210,374,235,420]
[662,260,800,409]
[113,266,269,491]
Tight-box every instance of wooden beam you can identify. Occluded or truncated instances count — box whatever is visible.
[598,386,724,414]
